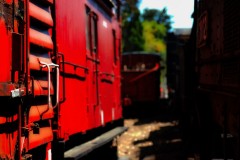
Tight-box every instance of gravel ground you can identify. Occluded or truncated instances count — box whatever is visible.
[116,108,188,160]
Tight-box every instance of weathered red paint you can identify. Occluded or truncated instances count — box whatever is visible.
[28,105,54,122]
[55,0,122,139]
[0,19,11,83]
[0,0,122,159]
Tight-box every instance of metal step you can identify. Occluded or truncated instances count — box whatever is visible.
[64,127,128,160]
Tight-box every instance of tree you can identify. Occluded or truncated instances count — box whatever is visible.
[142,21,166,53]
[121,2,172,54]
[141,8,172,60]
[141,8,172,31]
[121,0,144,52]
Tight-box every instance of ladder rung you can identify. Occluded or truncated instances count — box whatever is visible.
[32,79,54,96]
[30,28,53,50]
[29,104,54,122]
[29,54,53,71]
[29,2,53,27]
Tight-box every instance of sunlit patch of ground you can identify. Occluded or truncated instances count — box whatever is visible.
[117,119,179,160]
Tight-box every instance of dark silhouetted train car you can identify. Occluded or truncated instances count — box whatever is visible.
[121,52,161,108]
[182,0,240,159]
[0,0,125,159]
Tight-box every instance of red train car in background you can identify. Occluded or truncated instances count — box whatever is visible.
[121,52,161,107]
[0,0,125,159]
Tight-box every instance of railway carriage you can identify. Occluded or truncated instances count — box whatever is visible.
[0,0,124,159]
[183,0,240,159]
[121,52,161,107]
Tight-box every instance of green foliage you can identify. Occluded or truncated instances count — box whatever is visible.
[141,8,172,31]
[141,8,172,57]
[121,0,144,52]
[142,21,166,54]
[121,1,172,57]
[122,17,144,51]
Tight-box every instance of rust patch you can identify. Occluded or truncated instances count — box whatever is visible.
[0,0,24,32]
[0,0,13,30]
[0,83,15,96]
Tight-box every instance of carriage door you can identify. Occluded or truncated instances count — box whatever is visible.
[86,7,99,127]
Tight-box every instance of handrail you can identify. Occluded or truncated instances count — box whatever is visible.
[57,53,66,103]
[53,67,59,109]
[129,63,160,83]
[60,61,89,73]
[39,60,59,119]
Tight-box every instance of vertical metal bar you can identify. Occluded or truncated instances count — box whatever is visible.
[18,103,22,160]
[58,53,66,103]
[95,62,99,106]
[39,61,59,118]
[39,62,51,119]
[53,67,59,109]
[25,0,29,96]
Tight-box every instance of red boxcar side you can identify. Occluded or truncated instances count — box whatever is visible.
[55,0,122,139]
[0,0,124,159]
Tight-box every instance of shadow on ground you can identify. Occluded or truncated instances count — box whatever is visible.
[119,99,190,160]
[135,125,185,160]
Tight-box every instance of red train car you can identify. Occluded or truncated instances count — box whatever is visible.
[0,0,125,159]
[121,52,161,107]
